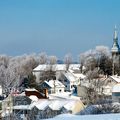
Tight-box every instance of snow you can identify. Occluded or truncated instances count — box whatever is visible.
[25,88,38,92]
[35,100,51,110]
[69,64,80,70]
[112,83,120,92]
[49,100,68,110]
[75,73,86,79]
[33,64,66,71]
[69,69,86,79]
[33,64,48,71]
[34,99,82,111]
[44,113,120,120]
[45,80,65,88]
[13,105,32,110]
[33,64,82,72]
[52,64,66,71]
[49,93,80,100]
[110,76,120,83]
[64,72,76,82]
[63,101,76,111]
[29,95,38,102]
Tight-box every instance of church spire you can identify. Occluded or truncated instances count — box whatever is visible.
[111,25,120,54]
[114,25,118,40]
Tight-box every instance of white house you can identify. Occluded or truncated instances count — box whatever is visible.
[59,71,80,92]
[33,64,82,83]
[33,64,66,83]
[102,75,120,95]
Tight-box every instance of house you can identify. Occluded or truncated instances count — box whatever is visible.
[59,71,80,92]
[77,75,112,102]
[40,80,65,94]
[101,75,120,95]
[33,64,67,83]
[33,64,83,93]
[112,83,120,103]
[33,64,82,83]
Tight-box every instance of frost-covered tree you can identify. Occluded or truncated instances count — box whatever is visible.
[39,55,57,83]
[86,68,107,105]
[79,46,112,75]
[79,46,112,105]
[39,52,47,64]
[95,46,112,75]
[49,55,57,65]
[64,53,72,70]
[0,54,40,94]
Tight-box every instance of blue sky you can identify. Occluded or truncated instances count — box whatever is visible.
[0,0,120,60]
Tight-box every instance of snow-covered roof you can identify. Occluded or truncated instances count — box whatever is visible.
[29,95,38,102]
[33,99,83,111]
[69,64,80,70]
[13,105,32,110]
[45,80,65,88]
[110,76,120,83]
[33,64,66,71]
[74,73,86,79]
[64,72,76,82]
[33,64,82,72]
[25,88,38,92]
[49,92,80,100]
[35,100,51,110]
[49,100,68,110]
[112,84,120,92]
[63,101,76,110]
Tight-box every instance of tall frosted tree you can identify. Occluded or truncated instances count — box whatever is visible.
[64,53,72,70]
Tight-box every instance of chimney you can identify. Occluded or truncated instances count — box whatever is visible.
[44,89,48,98]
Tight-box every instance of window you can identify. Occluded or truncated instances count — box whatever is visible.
[64,79,67,82]
[71,85,73,88]
[59,89,61,92]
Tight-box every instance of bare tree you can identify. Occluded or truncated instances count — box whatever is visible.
[79,46,112,75]
[48,55,57,65]
[79,53,85,73]
[64,53,72,71]
[39,52,47,64]
[85,67,109,105]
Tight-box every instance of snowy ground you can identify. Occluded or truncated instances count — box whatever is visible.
[43,113,120,120]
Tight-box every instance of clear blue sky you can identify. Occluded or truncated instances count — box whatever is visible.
[0,0,120,60]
